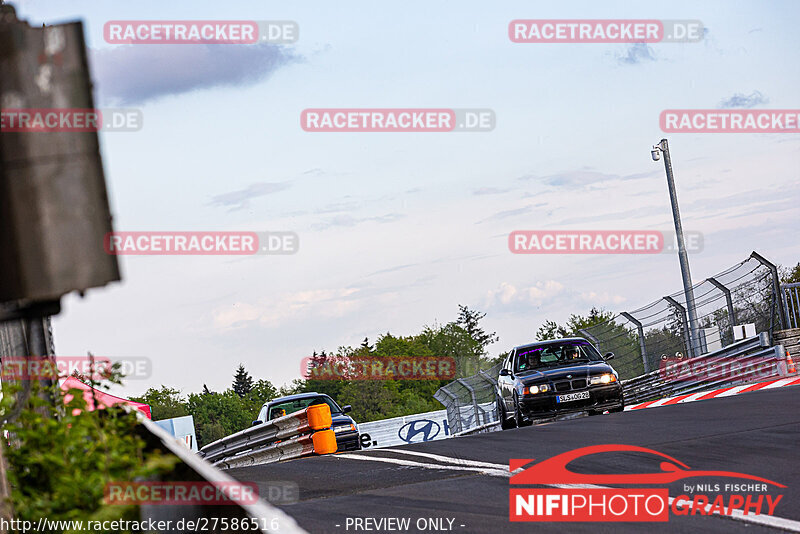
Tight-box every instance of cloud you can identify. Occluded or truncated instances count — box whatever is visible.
[580,291,627,306]
[476,206,532,224]
[208,181,292,211]
[315,201,361,214]
[92,44,300,105]
[311,212,405,230]
[719,90,768,109]
[521,169,659,190]
[473,187,509,196]
[616,43,657,65]
[485,280,565,309]
[213,288,360,330]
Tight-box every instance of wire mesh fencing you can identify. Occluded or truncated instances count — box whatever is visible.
[433,362,501,435]
[434,252,788,431]
[579,252,784,380]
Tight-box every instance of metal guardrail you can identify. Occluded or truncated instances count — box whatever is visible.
[138,414,308,534]
[199,404,337,469]
[621,333,792,404]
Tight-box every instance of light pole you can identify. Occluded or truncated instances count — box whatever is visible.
[651,139,701,357]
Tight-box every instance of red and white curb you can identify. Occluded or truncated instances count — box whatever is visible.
[625,375,800,411]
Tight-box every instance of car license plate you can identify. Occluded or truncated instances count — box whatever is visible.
[556,391,590,403]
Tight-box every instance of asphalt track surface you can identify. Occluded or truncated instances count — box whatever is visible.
[229,386,800,533]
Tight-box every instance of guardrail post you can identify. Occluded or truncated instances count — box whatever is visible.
[578,329,601,351]
[456,379,481,429]
[620,312,649,373]
[664,296,693,357]
[750,251,789,330]
[707,277,736,342]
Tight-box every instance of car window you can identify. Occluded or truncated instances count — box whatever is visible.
[515,341,602,372]
[257,405,268,422]
[267,396,342,420]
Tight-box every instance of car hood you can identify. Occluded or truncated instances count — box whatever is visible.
[517,362,614,383]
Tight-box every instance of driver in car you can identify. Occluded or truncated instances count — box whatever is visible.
[564,346,582,360]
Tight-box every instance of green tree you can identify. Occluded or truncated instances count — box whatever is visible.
[781,262,800,284]
[232,364,254,398]
[456,305,499,356]
[130,386,188,421]
[186,389,252,447]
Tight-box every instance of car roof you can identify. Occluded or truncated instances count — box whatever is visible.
[263,392,328,407]
[512,337,591,353]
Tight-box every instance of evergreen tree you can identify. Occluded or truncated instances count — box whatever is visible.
[232,364,254,398]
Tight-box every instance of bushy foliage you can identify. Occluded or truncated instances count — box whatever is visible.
[1,364,177,529]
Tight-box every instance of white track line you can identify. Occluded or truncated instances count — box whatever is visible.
[677,391,709,403]
[762,377,800,389]
[335,453,508,477]
[336,452,800,531]
[715,384,754,397]
[368,448,508,470]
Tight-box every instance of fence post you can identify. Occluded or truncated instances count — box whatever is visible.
[664,296,692,357]
[750,252,788,330]
[436,387,461,434]
[782,284,800,330]
[620,312,649,373]
[477,370,498,422]
[578,329,600,351]
[456,379,481,428]
[707,277,736,343]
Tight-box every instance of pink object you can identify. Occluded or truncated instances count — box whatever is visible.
[61,376,151,419]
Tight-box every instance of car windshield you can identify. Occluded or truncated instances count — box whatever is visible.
[267,395,342,420]
[515,341,603,372]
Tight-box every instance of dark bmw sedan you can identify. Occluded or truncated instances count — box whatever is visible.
[497,338,624,428]
[252,392,361,451]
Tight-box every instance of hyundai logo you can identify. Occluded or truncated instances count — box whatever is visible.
[398,419,441,443]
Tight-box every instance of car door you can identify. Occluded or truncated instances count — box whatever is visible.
[499,350,516,409]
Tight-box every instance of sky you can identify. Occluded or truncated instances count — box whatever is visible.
[9,0,799,398]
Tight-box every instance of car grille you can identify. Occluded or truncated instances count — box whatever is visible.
[554,379,587,392]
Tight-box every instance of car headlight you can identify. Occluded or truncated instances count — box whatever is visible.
[334,423,357,434]
[522,384,549,395]
[589,373,617,385]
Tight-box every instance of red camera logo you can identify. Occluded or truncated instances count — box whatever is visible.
[510,445,784,522]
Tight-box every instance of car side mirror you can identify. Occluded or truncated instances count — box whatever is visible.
[251,420,263,427]
[604,352,615,360]
[342,405,352,414]
[499,368,511,377]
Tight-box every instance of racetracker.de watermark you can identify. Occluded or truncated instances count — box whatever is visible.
[0,109,142,132]
[104,482,260,506]
[508,230,703,254]
[104,231,298,255]
[300,109,495,132]
[660,110,800,133]
[509,20,704,43]
[104,20,298,44]
[0,356,151,381]
[301,356,456,380]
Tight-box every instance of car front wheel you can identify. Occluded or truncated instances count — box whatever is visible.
[498,396,516,430]
[514,394,532,427]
